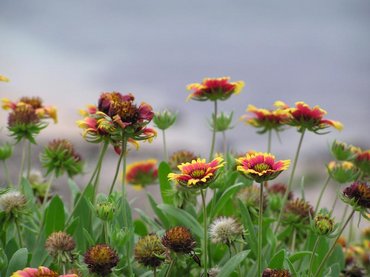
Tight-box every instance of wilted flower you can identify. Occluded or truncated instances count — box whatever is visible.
[0,190,27,215]
[236,152,290,183]
[240,104,289,134]
[168,157,225,189]
[209,217,243,245]
[153,109,177,130]
[342,182,370,211]
[283,198,314,226]
[126,159,158,190]
[134,234,166,268]
[162,226,196,254]
[2,96,57,123]
[210,111,234,132]
[186,77,244,101]
[275,101,343,133]
[169,150,198,171]
[0,143,12,160]
[0,75,9,82]
[237,185,268,211]
[40,139,83,177]
[262,268,291,277]
[96,198,115,221]
[45,231,76,264]
[84,244,119,276]
[330,140,358,161]
[327,161,360,184]
[314,209,335,235]
[7,104,47,143]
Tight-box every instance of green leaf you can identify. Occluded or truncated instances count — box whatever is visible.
[147,193,171,229]
[284,256,297,276]
[218,250,250,277]
[289,251,313,264]
[135,208,162,231]
[44,195,65,237]
[83,228,95,246]
[269,249,286,269]
[238,200,258,257]
[158,204,202,238]
[211,182,244,218]
[6,248,28,277]
[324,262,340,277]
[158,162,174,205]
[133,219,148,236]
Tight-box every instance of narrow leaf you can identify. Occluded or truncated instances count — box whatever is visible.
[158,162,174,205]
[218,250,250,277]
[6,248,28,277]
[45,195,65,237]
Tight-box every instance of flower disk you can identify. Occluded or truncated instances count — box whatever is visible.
[84,244,119,276]
[162,226,196,254]
[236,152,290,183]
[186,77,244,101]
[168,157,225,189]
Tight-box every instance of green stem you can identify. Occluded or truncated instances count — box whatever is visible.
[222,131,227,158]
[209,100,218,161]
[153,267,157,277]
[15,219,23,247]
[162,129,168,162]
[108,151,124,196]
[267,129,272,153]
[18,139,27,186]
[291,228,297,252]
[92,142,109,204]
[26,140,31,179]
[329,188,339,215]
[313,209,355,277]
[348,215,354,243]
[64,142,108,228]
[103,221,109,244]
[200,189,208,276]
[274,129,306,232]
[308,236,320,277]
[3,160,12,186]
[258,182,264,277]
[314,175,331,214]
[165,257,176,277]
[42,174,55,207]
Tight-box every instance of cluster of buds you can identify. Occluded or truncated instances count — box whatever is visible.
[2,97,57,143]
[40,139,83,177]
[77,92,156,152]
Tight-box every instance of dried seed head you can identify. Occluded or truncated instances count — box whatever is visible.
[45,231,76,257]
[0,191,27,214]
[134,234,166,268]
[169,150,198,171]
[262,268,291,277]
[283,198,314,225]
[162,226,196,254]
[209,217,243,245]
[84,244,119,276]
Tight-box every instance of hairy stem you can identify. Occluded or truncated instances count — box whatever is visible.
[258,182,265,277]
[209,100,218,161]
[162,129,168,162]
[201,189,208,276]
[314,175,331,214]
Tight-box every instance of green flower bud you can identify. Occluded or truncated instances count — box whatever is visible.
[153,110,177,130]
[96,199,115,221]
[314,210,335,235]
[0,143,12,161]
[210,111,234,132]
[327,161,360,184]
[330,140,357,161]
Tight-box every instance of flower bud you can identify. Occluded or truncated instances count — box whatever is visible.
[327,161,360,184]
[153,110,177,130]
[0,143,12,161]
[96,199,115,222]
[314,210,335,235]
[210,111,234,132]
[330,140,357,161]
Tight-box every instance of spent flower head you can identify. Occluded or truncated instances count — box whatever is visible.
[283,198,314,226]
[236,152,290,183]
[126,159,158,190]
[0,190,27,216]
[153,109,177,130]
[84,244,119,276]
[209,217,243,245]
[275,101,343,133]
[187,77,244,101]
[169,150,198,171]
[168,157,225,189]
[327,161,360,184]
[241,104,289,134]
[40,139,83,177]
[45,231,76,264]
[342,182,370,214]
[134,234,166,268]
[162,226,196,254]
[262,268,291,277]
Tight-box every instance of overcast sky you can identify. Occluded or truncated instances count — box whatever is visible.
[1,0,370,160]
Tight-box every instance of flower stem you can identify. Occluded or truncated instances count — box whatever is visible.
[313,209,355,277]
[26,140,31,179]
[42,174,55,207]
[258,182,265,277]
[153,267,157,277]
[200,189,208,276]
[209,100,218,161]
[2,160,12,187]
[162,129,168,162]
[15,219,23,247]
[291,228,296,252]
[329,188,339,215]
[18,139,27,186]
[165,257,176,277]
[92,142,109,204]
[274,129,306,232]
[222,131,227,158]
[267,129,272,153]
[308,236,320,277]
[108,151,124,196]
[314,175,331,214]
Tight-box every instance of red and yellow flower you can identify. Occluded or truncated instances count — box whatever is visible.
[168,157,225,189]
[236,152,290,183]
[2,97,58,123]
[0,74,10,82]
[274,101,343,133]
[240,104,289,133]
[11,266,77,277]
[126,159,158,190]
[353,149,370,176]
[342,182,370,211]
[186,77,244,101]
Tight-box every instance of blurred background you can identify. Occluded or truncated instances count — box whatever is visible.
[1,0,369,217]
